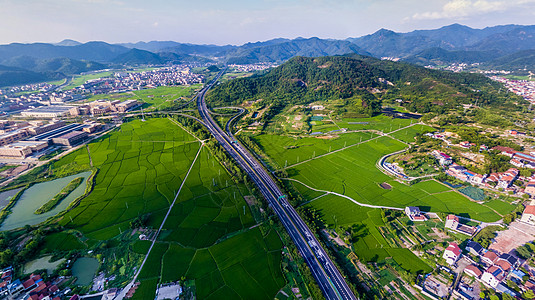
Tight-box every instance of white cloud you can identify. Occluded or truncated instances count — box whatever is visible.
[412,0,535,20]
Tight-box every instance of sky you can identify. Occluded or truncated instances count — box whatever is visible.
[0,0,534,45]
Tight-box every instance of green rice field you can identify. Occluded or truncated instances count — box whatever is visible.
[286,136,500,222]
[44,117,286,299]
[252,131,377,168]
[307,194,432,274]
[57,118,201,239]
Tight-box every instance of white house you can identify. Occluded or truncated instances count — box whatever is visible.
[443,242,461,265]
[521,205,535,226]
[481,266,505,288]
[405,206,427,221]
[445,215,459,230]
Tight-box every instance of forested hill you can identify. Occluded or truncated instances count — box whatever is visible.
[206,55,522,117]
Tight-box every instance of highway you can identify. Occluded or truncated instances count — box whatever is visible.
[197,70,357,300]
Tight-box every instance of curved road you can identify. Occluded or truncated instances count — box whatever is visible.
[198,69,356,300]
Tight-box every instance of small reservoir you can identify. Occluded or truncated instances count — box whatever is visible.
[72,257,99,286]
[24,255,65,275]
[0,188,22,210]
[0,171,91,231]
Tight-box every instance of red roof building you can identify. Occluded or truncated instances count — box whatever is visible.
[482,251,499,265]
[464,265,483,278]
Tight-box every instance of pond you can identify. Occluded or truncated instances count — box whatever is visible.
[0,187,22,210]
[24,255,65,275]
[72,257,99,286]
[0,171,92,231]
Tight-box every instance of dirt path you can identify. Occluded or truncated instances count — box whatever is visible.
[286,177,403,211]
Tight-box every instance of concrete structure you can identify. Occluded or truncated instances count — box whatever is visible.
[463,265,482,278]
[116,100,139,112]
[21,106,74,118]
[481,266,504,288]
[0,141,47,159]
[51,131,88,147]
[405,206,427,221]
[445,215,459,230]
[443,242,461,265]
[27,121,65,135]
[521,204,535,225]
[0,130,28,146]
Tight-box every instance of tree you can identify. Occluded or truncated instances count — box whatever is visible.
[524,290,535,300]
[0,249,13,267]
[516,245,532,259]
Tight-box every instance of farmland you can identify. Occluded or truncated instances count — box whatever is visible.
[56,118,201,239]
[285,135,501,222]
[246,114,504,278]
[132,84,202,109]
[81,85,202,110]
[252,131,378,169]
[307,194,432,274]
[131,139,285,299]
[4,117,287,299]
[63,71,114,90]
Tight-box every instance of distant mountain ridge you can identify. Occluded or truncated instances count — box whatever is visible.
[3,23,535,87]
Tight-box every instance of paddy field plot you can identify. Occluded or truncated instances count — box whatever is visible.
[337,115,416,133]
[132,135,284,299]
[140,227,285,300]
[252,131,377,169]
[307,194,432,274]
[56,118,201,239]
[286,136,500,222]
[389,124,434,143]
[133,85,201,109]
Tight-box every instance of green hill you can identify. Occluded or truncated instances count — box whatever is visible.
[482,49,535,73]
[206,55,522,119]
[0,65,54,87]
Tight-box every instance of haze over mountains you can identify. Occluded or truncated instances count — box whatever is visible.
[1,23,535,87]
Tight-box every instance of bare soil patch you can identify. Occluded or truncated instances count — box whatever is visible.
[315,135,335,139]
[380,182,392,190]
[490,221,535,253]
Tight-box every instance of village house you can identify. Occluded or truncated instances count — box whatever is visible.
[444,214,477,236]
[464,265,483,279]
[482,251,499,265]
[431,150,452,166]
[404,206,427,221]
[521,204,535,225]
[481,266,505,288]
[443,242,462,265]
[466,241,484,256]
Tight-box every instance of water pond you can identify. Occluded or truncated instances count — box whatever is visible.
[72,257,99,286]
[24,255,65,275]
[0,171,92,231]
[0,187,22,210]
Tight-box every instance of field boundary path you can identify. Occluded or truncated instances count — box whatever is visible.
[284,177,403,211]
[281,122,423,171]
[115,142,203,300]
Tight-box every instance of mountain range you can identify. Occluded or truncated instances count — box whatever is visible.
[2,23,535,87]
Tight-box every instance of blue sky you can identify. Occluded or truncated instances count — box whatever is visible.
[1,0,534,45]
